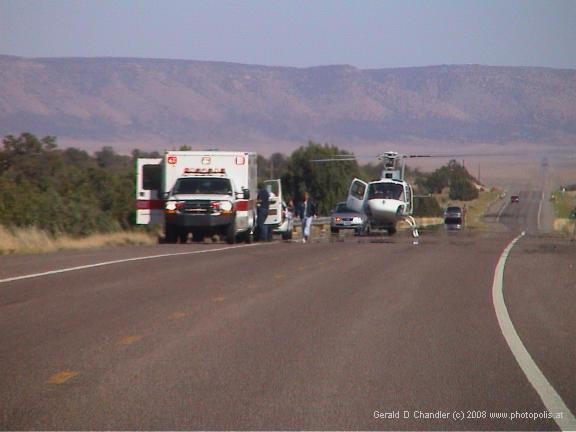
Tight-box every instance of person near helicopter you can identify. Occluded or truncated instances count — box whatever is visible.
[296,191,316,243]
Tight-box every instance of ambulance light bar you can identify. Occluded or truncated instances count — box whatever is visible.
[183,168,226,174]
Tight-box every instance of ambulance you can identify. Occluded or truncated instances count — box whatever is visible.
[136,151,263,244]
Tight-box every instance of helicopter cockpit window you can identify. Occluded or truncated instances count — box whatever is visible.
[368,183,404,200]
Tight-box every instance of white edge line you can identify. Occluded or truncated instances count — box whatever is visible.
[0,243,268,285]
[492,231,576,431]
[537,187,545,232]
[496,200,509,223]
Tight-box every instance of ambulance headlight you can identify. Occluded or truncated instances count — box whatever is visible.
[165,201,184,215]
[219,201,233,212]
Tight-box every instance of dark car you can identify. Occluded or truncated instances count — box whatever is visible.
[330,202,365,234]
[444,206,463,226]
[510,195,520,203]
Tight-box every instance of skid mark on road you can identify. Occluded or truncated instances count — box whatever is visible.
[492,231,576,431]
[0,243,270,286]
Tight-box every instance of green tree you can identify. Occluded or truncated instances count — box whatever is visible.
[283,141,360,215]
[0,133,137,236]
[132,149,161,159]
[95,146,132,173]
[423,168,450,194]
[413,196,442,217]
[449,177,479,201]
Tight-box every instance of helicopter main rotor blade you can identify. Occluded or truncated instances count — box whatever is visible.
[310,157,357,163]
[312,150,542,163]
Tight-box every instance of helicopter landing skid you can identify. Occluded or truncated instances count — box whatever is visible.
[405,216,420,240]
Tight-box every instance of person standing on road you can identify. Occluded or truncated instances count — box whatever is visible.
[297,191,316,243]
[256,183,270,241]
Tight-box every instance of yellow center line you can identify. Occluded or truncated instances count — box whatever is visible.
[46,371,79,384]
[116,335,141,346]
[169,311,187,320]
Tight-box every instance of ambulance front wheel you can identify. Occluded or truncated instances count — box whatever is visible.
[226,221,236,244]
[165,224,178,243]
[178,228,188,243]
[244,227,254,244]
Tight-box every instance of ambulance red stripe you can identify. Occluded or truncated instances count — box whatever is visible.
[234,199,255,212]
[136,200,165,210]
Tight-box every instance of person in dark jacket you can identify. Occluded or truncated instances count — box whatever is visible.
[296,191,316,243]
[256,184,270,241]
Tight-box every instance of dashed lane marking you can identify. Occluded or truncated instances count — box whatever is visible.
[169,311,187,320]
[492,231,576,431]
[537,187,545,232]
[46,371,79,384]
[212,296,226,303]
[116,335,141,346]
[0,243,270,285]
[496,200,509,222]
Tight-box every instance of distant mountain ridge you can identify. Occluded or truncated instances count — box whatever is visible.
[0,55,575,153]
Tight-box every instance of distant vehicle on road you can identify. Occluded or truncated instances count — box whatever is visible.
[444,206,463,227]
[330,202,365,235]
[510,195,520,203]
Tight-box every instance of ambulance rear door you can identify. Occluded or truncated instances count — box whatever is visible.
[136,158,163,225]
[264,179,282,225]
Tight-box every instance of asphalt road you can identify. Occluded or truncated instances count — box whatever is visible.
[1,188,575,430]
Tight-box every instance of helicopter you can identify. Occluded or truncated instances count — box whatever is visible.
[314,148,553,240]
[348,152,420,238]
[312,151,442,239]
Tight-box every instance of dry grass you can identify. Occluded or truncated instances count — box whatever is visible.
[551,191,576,218]
[397,217,443,230]
[554,219,576,237]
[0,225,157,255]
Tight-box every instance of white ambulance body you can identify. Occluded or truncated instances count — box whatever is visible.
[136,151,258,244]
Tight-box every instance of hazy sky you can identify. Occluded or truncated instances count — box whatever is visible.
[1,0,575,69]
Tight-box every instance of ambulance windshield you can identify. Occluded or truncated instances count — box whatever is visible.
[173,178,233,195]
